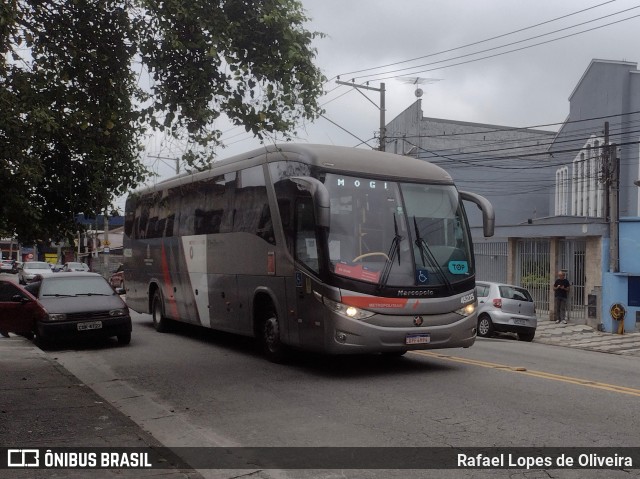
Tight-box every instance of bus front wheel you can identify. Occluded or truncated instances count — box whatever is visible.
[152,290,170,333]
[261,315,287,363]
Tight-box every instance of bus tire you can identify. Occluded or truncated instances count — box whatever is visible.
[261,314,287,363]
[152,290,170,333]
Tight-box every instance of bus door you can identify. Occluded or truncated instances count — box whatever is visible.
[274,177,329,350]
[292,196,327,350]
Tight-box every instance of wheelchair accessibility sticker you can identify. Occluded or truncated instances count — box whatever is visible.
[416,269,429,284]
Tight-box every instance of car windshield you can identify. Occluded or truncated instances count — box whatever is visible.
[324,174,474,287]
[40,276,115,297]
[25,262,50,270]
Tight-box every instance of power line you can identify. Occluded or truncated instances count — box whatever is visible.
[360,13,640,83]
[385,109,640,140]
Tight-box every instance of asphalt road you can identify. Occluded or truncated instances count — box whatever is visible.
[38,307,640,479]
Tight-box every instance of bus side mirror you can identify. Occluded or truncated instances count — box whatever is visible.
[459,190,495,238]
[290,176,331,230]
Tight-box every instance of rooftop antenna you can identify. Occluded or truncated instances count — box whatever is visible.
[396,76,442,99]
[396,77,442,157]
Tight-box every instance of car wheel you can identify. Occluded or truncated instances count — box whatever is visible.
[261,313,287,363]
[151,290,170,333]
[117,332,131,345]
[34,332,50,350]
[477,314,494,338]
[518,330,535,342]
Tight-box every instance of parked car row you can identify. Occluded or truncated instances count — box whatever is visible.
[0,272,132,348]
[13,261,90,284]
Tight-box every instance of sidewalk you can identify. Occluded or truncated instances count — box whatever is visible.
[534,318,640,357]
[0,335,204,478]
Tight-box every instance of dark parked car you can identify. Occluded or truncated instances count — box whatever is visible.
[476,281,537,342]
[2,273,132,347]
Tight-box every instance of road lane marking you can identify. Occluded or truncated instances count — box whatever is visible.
[411,351,640,397]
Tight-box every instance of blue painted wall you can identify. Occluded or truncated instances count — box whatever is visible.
[601,219,640,332]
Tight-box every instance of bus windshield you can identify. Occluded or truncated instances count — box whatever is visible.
[324,174,473,288]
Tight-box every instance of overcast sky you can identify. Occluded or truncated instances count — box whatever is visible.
[141,0,640,186]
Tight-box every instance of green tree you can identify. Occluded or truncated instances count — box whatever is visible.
[0,0,325,242]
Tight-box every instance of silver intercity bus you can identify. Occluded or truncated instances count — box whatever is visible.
[123,144,494,361]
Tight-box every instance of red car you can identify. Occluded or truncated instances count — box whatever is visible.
[0,280,44,337]
[109,265,125,294]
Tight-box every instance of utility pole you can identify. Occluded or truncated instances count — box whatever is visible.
[103,212,110,270]
[335,79,386,151]
[602,121,619,273]
[603,122,609,219]
[609,142,619,273]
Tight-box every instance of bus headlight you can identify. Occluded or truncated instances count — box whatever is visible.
[323,297,375,320]
[456,303,476,317]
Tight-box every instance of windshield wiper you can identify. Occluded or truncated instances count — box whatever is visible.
[43,293,77,297]
[75,293,113,296]
[412,216,452,293]
[377,214,403,290]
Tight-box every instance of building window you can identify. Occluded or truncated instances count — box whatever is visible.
[570,137,605,218]
[555,167,569,215]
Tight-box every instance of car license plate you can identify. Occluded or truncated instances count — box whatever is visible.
[406,333,430,345]
[77,321,102,331]
[513,318,527,325]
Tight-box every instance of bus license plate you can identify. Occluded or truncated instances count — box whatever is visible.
[77,321,102,331]
[406,333,430,345]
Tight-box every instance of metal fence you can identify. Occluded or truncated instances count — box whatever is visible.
[516,239,551,314]
[474,241,508,283]
[558,239,587,321]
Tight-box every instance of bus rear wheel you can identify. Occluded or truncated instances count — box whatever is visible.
[152,290,170,333]
[261,314,287,363]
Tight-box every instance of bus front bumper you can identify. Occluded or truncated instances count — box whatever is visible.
[323,312,477,354]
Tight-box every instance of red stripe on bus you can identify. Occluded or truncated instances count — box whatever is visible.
[341,296,409,309]
[161,243,180,319]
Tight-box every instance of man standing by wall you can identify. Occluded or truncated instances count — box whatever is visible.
[553,271,571,324]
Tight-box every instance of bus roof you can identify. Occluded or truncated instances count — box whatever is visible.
[135,144,454,196]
